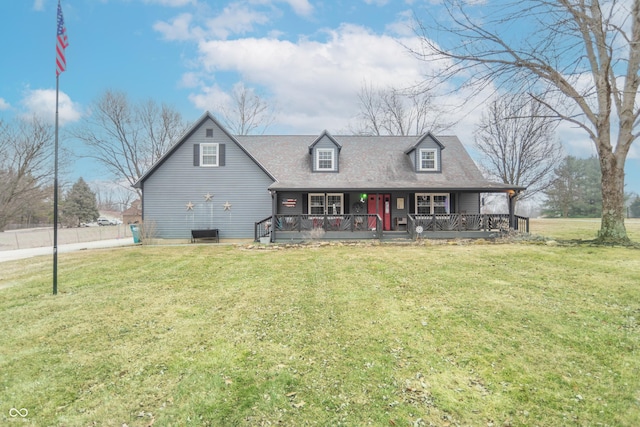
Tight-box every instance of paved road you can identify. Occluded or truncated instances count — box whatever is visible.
[0,238,136,263]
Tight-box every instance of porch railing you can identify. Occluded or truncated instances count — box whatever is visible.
[256,213,529,241]
[255,216,272,241]
[407,213,527,239]
[255,214,382,241]
[514,215,530,233]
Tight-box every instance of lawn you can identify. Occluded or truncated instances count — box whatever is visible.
[530,217,640,241]
[1,223,639,426]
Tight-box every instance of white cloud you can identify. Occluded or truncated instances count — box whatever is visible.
[153,13,203,41]
[385,9,415,36]
[32,0,45,11]
[154,4,271,41]
[21,88,82,126]
[142,0,196,6]
[153,0,315,41]
[205,3,270,39]
[363,0,390,5]
[189,24,435,132]
[188,84,232,111]
[179,71,203,88]
[281,0,313,16]
[0,98,10,111]
[555,120,598,157]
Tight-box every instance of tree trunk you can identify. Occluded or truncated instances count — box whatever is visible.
[597,154,628,243]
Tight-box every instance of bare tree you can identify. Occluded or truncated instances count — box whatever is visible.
[412,0,640,243]
[138,99,187,164]
[351,81,452,135]
[0,117,55,231]
[475,93,562,211]
[218,83,275,135]
[90,180,136,213]
[72,90,189,197]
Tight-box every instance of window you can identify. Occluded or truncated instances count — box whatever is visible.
[206,128,213,137]
[309,194,325,215]
[432,195,448,214]
[419,149,437,171]
[416,193,449,214]
[316,149,335,171]
[308,193,343,215]
[327,194,343,215]
[200,143,218,167]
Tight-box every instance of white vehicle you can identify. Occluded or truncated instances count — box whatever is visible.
[97,217,111,226]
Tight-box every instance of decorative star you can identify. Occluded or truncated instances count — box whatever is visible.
[223,201,232,211]
[186,201,194,211]
[204,193,213,202]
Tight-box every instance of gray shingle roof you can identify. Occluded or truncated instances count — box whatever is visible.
[236,134,518,192]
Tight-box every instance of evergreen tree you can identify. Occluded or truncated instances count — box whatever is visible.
[572,158,602,217]
[62,178,99,227]
[630,196,640,219]
[543,157,602,218]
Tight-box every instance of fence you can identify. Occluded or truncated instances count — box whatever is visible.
[0,225,132,251]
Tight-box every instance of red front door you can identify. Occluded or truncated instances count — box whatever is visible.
[367,194,391,231]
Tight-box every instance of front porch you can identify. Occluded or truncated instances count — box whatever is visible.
[255,213,529,242]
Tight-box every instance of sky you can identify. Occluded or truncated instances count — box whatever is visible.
[1,0,638,197]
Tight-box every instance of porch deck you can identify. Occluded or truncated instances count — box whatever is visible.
[255,213,529,242]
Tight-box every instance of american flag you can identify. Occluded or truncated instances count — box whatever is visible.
[56,0,68,76]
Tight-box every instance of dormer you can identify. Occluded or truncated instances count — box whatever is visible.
[404,132,445,173]
[308,130,342,172]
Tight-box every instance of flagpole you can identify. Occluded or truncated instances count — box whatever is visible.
[54,0,67,295]
[53,74,60,295]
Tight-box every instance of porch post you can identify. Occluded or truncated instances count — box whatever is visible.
[270,190,277,242]
[508,190,516,230]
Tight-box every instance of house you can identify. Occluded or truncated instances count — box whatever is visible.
[133,112,526,243]
[122,199,142,225]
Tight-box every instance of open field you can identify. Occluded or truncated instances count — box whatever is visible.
[1,238,639,425]
[529,218,640,241]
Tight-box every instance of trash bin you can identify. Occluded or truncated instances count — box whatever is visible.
[130,224,141,243]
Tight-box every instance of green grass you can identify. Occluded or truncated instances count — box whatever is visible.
[530,217,640,241]
[1,223,639,425]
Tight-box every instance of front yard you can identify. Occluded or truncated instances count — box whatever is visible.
[1,236,639,425]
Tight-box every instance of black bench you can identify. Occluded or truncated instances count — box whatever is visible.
[191,229,219,243]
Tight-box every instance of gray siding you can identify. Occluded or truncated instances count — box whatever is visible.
[411,136,442,173]
[143,118,274,239]
[277,192,304,215]
[311,136,339,172]
[458,193,480,214]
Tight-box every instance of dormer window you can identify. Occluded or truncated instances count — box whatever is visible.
[308,131,341,172]
[419,149,437,171]
[405,133,445,173]
[316,148,335,171]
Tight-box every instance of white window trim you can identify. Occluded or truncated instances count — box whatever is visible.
[316,148,335,171]
[415,193,450,215]
[326,193,344,215]
[309,193,326,215]
[419,148,438,171]
[308,193,344,215]
[200,143,219,167]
